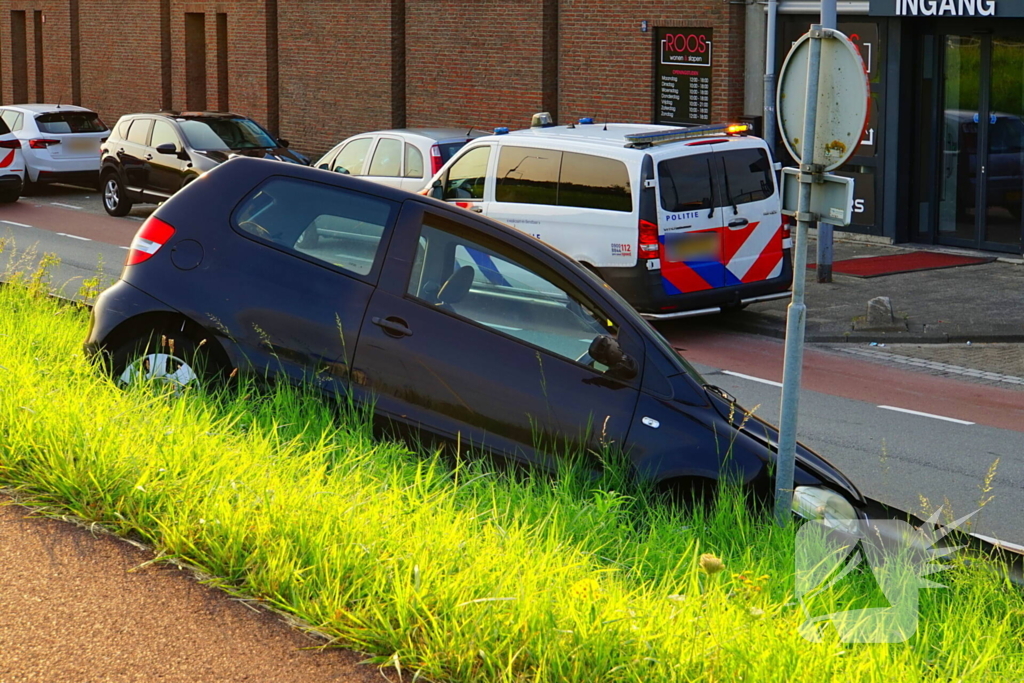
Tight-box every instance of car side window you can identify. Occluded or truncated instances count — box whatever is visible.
[558,152,633,212]
[407,214,618,370]
[368,137,402,177]
[126,119,153,146]
[495,146,560,205]
[0,114,10,136]
[0,110,21,132]
[233,177,397,277]
[333,138,372,175]
[150,121,181,150]
[405,143,424,178]
[442,146,491,201]
[114,118,131,140]
[316,144,342,170]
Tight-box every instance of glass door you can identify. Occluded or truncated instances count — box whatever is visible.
[937,34,1024,252]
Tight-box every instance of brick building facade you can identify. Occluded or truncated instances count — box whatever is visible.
[0,0,748,159]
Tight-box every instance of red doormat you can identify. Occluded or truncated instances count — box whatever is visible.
[806,252,996,278]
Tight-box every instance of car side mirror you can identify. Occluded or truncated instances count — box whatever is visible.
[588,335,638,380]
[155,142,178,155]
[278,138,290,148]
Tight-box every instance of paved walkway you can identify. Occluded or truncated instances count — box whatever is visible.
[0,497,393,683]
[722,237,1024,343]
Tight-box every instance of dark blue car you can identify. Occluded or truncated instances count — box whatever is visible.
[85,157,864,527]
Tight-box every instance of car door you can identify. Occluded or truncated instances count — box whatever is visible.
[120,118,153,192]
[715,145,785,285]
[656,149,727,293]
[146,119,190,197]
[351,202,643,468]
[431,144,494,216]
[363,136,405,189]
[225,175,400,390]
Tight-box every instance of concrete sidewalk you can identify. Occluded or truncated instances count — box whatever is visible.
[723,237,1024,343]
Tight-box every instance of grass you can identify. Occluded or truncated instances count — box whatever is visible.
[1,275,1024,681]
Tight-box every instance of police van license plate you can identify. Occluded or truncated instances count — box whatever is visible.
[665,232,719,262]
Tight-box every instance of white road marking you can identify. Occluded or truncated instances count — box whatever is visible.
[119,246,130,250]
[50,202,83,210]
[56,233,91,241]
[877,405,974,425]
[127,216,144,221]
[1,220,32,228]
[722,370,784,388]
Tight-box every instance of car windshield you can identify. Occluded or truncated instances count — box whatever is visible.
[178,117,277,151]
[35,111,107,134]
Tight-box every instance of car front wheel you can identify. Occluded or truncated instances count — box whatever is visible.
[102,172,133,217]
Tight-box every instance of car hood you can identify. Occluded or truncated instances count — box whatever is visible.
[705,388,865,505]
[195,147,308,165]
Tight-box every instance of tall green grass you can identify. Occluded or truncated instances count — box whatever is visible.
[1,280,1023,682]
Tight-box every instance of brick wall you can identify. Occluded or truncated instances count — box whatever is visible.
[0,0,745,159]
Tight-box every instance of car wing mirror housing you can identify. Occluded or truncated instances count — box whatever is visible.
[430,179,444,200]
[155,142,178,155]
[278,138,290,148]
[589,335,638,381]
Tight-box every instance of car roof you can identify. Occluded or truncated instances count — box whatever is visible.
[347,128,487,142]
[2,103,97,114]
[156,111,246,119]
[471,123,766,158]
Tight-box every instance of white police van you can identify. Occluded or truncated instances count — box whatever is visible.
[423,115,792,318]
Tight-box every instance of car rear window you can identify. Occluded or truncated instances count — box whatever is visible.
[717,148,774,206]
[233,177,398,278]
[0,117,10,136]
[35,111,107,134]
[436,140,472,163]
[658,147,774,212]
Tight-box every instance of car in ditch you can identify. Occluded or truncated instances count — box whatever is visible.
[84,156,864,528]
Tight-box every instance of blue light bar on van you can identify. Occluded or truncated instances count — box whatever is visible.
[578,117,594,124]
[494,127,510,135]
[623,123,752,148]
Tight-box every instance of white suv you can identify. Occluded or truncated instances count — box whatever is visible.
[0,115,25,203]
[423,118,792,318]
[0,104,109,191]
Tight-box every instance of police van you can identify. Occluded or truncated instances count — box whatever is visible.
[422,116,792,319]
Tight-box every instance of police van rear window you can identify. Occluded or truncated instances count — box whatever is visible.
[658,148,774,212]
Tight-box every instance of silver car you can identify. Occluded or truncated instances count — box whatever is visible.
[314,128,485,192]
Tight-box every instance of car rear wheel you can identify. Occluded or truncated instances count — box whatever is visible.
[109,332,224,392]
[102,172,132,217]
[0,187,19,203]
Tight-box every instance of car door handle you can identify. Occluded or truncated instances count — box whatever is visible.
[372,316,412,338]
[728,218,749,229]
[145,154,153,160]
[468,206,483,213]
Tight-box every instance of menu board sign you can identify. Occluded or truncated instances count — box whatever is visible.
[654,28,713,125]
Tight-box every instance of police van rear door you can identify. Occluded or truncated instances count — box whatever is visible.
[656,146,726,293]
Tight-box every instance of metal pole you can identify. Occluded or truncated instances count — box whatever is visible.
[763,0,779,151]
[774,25,825,527]
[816,0,838,283]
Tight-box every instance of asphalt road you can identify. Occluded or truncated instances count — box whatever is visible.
[3,185,1023,547]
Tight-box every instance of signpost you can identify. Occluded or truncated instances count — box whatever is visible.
[773,26,869,526]
[654,28,714,125]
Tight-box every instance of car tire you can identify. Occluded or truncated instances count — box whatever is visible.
[20,177,39,196]
[102,172,133,217]
[108,331,225,391]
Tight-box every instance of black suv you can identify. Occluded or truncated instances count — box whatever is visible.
[84,156,864,527]
[99,111,308,216]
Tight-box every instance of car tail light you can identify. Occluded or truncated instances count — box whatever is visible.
[0,139,21,149]
[126,216,176,266]
[29,138,60,149]
[430,144,444,176]
[638,219,660,259]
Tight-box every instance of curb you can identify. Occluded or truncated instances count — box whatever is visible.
[718,317,1024,344]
